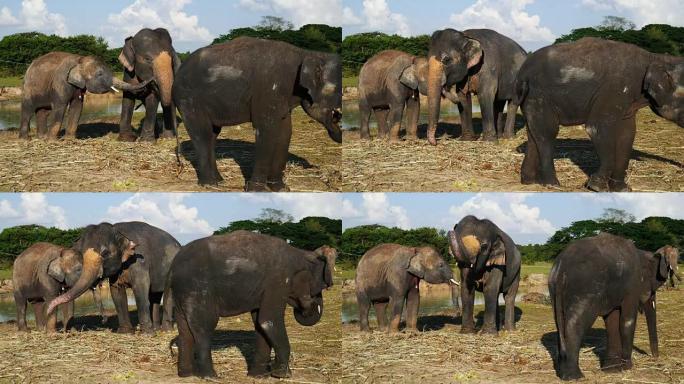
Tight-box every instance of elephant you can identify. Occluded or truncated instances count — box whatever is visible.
[358,50,428,141]
[12,242,81,332]
[426,29,527,143]
[47,221,181,334]
[655,245,681,288]
[168,231,334,378]
[19,52,150,139]
[355,243,459,333]
[117,28,181,142]
[515,37,684,191]
[548,233,672,380]
[447,215,521,334]
[172,36,342,191]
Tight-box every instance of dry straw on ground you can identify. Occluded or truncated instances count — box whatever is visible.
[341,108,684,192]
[0,108,341,192]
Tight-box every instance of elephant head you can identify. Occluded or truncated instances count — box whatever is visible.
[638,248,674,358]
[448,215,520,291]
[655,245,682,285]
[67,56,151,94]
[644,60,684,128]
[426,29,483,145]
[399,56,429,96]
[290,249,334,326]
[405,246,460,312]
[46,223,136,315]
[299,52,342,144]
[47,248,83,288]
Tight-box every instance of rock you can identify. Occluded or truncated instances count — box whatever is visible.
[523,273,547,286]
[521,292,550,305]
[342,279,356,290]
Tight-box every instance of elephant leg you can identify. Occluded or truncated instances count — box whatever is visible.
[357,291,371,332]
[61,302,74,332]
[14,293,28,331]
[19,100,32,139]
[45,301,58,333]
[374,109,389,139]
[359,99,372,140]
[35,108,49,139]
[139,93,159,142]
[118,95,137,142]
[185,112,222,185]
[388,294,405,333]
[482,269,503,334]
[387,101,405,142]
[522,101,560,186]
[248,114,284,191]
[266,114,292,192]
[132,280,154,334]
[504,275,519,331]
[374,301,388,331]
[152,302,161,330]
[161,287,174,331]
[609,116,636,192]
[255,300,290,378]
[602,309,623,372]
[161,104,177,138]
[405,284,420,331]
[405,94,419,140]
[64,92,83,138]
[619,302,638,370]
[480,93,497,142]
[494,99,506,138]
[92,287,107,325]
[47,103,68,139]
[186,307,218,377]
[110,285,134,333]
[175,311,195,377]
[248,310,272,377]
[557,303,594,380]
[460,268,476,333]
[32,302,46,330]
[457,93,476,140]
[503,101,518,139]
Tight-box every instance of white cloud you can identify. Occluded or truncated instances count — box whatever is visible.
[0,0,67,35]
[579,0,684,27]
[447,193,555,236]
[339,0,410,36]
[237,193,360,220]
[236,0,344,27]
[0,193,68,229]
[602,194,684,221]
[0,200,19,218]
[360,193,410,229]
[107,0,212,43]
[104,193,213,237]
[449,0,555,42]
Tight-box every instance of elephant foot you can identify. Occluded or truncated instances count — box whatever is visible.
[460,326,477,334]
[622,358,633,370]
[160,130,175,139]
[559,368,584,381]
[586,174,610,192]
[520,173,541,185]
[19,132,29,140]
[117,326,135,334]
[140,326,155,335]
[270,362,291,378]
[244,180,269,192]
[480,133,498,142]
[609,179,631,192]
[178,368,193,378]
[359,324,371,332]
[459,133,477,141]
[602,356,623,373]
[138,135,156,143]
[17,325,29,332]
[480,325,498,335]
[198,173,223,186]
[359,133,371,140]
[267,180,290,192]
[247,362,271,378]
[118,132,138,142]
[160,322,173,332]
[196,367,218,378]
[541,175,561,187]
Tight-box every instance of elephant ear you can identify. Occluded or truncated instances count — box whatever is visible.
[405,248,424,278]
[315,251,334,288]
[399,63,419,90]
[463,37,483,69]
[67,61,86,89]
[172,50,182,73]
[644,61,677,107]
[656,251,670,280]
[486,237,506,267]
[118,36,135,73]
[114,231,137,263]
[300,55,324,96]
[47,258,65,283]
[495,229,521,292]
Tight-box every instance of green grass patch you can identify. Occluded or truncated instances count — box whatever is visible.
[342,76,358,88]
[0,267,12,280]
[0,76,22,87]
[521,262,552,279]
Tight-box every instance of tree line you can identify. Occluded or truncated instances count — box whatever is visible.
[0,16,340,77]
[341,18,684,77]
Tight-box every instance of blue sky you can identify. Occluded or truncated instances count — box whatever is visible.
[1,192,683,246]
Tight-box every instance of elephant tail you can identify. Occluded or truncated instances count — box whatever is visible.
[513,74,529,107]
[553,272,567,358]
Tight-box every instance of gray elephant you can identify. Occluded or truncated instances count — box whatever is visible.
[516,37,684,191]
[19,52,150,139]
[355,243,458,332]
[427,29,527,143]
[117,28,181,142]
[358,50,428,141]
[12,242,82,332]
[655,245,682,288]
[448,215,521,334]
[47,221,180,334]
[548,234,672,380]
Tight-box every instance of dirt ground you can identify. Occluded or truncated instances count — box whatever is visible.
[0,283,342,383]
[340,287,684,384]
[341,108,684,192]
[0,105,341,192]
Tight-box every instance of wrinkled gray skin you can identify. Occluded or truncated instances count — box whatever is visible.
[12,243,81,332]
[19,52,150,139]
[358,50,429,141]
[548,233,670,380]
[448,215,521,335]
[47,222,181,334]
[516,37,684,192]
[655,245,682,288]
[355,243,458,333]
[427,29,527,143]
[118,28,181,142]
[169,231,334,378]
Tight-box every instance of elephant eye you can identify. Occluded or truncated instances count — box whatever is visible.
[440,54,452,65]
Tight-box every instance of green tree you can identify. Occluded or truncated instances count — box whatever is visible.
[341,32,430,76]
[340,225,449,264]
[0,225,83,268]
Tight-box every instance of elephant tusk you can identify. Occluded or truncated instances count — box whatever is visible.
[317,305,321,314]
[450,278,460,286]
[110,86,120,93]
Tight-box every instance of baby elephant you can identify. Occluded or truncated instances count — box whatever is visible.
[12,242,82,332]
[169,231,333,379]
[549,233,672,380]
[656,245,682,288]
[20,52,149,139]
[355,244,458,332]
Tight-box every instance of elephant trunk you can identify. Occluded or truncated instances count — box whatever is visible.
[47,248,103,315]
[153,51,174,107]
[112,77,152,93]
[293,293,323,326]
[426,56,444,146]
[448,230,464,263]
[450,281,461,316]
[644,294,659,358]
